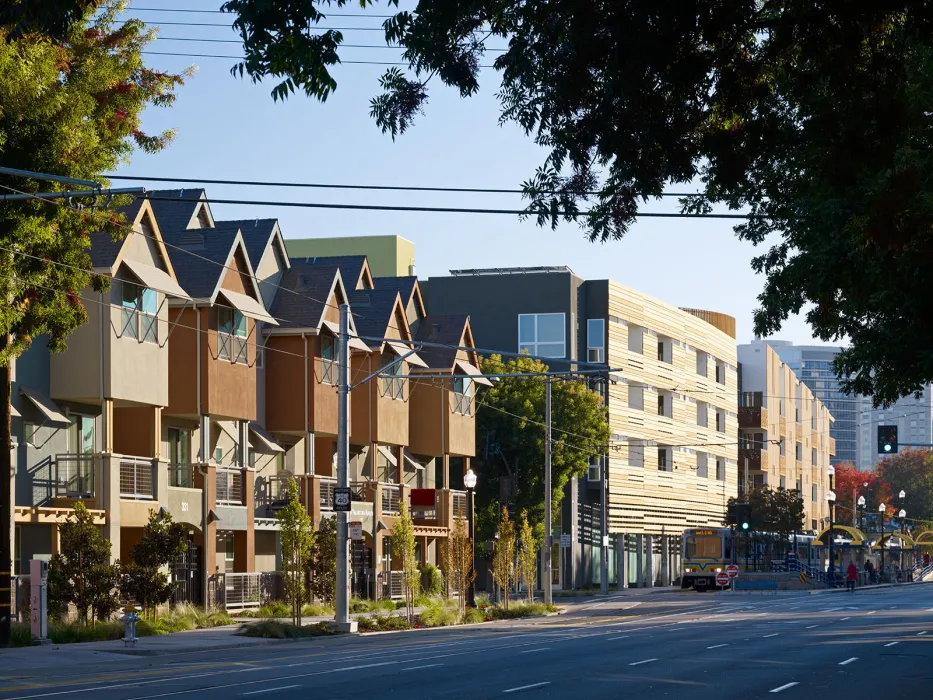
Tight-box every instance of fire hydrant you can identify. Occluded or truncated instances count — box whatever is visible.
[121,605,140,647]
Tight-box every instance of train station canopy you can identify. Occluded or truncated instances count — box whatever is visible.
[813,525,869,548]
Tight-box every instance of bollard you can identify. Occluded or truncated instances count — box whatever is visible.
[121,605,140,647]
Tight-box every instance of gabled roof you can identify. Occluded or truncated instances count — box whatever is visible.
[216,218,290,274]
[350,288,411,349]
[88,199,178,282]
[147,188,213,232]
[288,255,372,291]
[271,260,345,331]
[414,315,477,369]
[373,276,425,317]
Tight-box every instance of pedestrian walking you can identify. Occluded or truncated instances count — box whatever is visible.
[846,561,858,592]
[924,552,931,567]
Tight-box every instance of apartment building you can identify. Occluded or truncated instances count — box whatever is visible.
[737,340,836,532]
[286,235,416,278]
[857,386,933,470]
[426,267,739,589]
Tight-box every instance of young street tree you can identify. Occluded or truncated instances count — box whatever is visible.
[517,510,537,604]
[474,354,609,542]
[391,501,419,625]
[442,515,475,618]
[121,510,187,618]
[0,0,189,646]
[309,515,337,607]
[490,506,517,611]
[47,502,120,624]
[278,479,314,626]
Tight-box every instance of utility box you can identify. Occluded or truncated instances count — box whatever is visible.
[29,559,48,642]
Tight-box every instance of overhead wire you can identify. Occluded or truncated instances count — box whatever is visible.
[128,7,398,18]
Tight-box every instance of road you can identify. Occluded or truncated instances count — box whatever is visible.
[2,586,932,699]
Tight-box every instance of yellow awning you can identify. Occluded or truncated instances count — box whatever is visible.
[872,532,916,550]
[813,525,868,547]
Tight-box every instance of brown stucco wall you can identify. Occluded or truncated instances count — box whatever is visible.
[264,335,306,433]
[113,406,158,458]
[205,306,256,421]
[408,381,443,457]
[166,307,201,417]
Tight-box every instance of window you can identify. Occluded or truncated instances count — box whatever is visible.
[657,392,671,418]
[697,401,708,427]
[628,440,645,468]
[716,458,726,481]
[685,535,722,559]
[657,337,671,364]
[657,340,665,362]
[715,360,726,384]
[779,438,786,456]
[586,319,605,363]
[812,484,818,502]
[627,384,644,411]
[68,415,95,454]
[696,452,708,478]
[795,442,802,461]
[779,476,786,490]
[453,375,472,415]
[168,428,192,487]
[381,355,405,400]
[587,457,601,482]
[518,313,565,358]
[657,447,668,471]
[715,410,725,433]
[320,334,336,385]
[214,446,223,463]
[120,282,158,343]
[811,447,817,465]
[218,308,248,364]
[23,421,37,446]
[696,351,708,377]
[224,536,235,562]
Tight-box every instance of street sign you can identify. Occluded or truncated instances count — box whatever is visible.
[726,564,739,579]
[715,571,730,588]
[560,534,572,548]
[349,522,362,541]
[799,572,808,584]
[334,487,352,512]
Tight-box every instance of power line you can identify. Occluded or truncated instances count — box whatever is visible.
[153,36,506,52]
[124,20,390,30]
[142,51,454,67]
[108,174,701,198]
[128,7,397,18]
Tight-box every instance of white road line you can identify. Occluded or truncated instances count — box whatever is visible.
[918,631,928,636]
[503,682,551,694]
[707,644,729,649]
[242,687,300,696]
[519,648,551,654]
[763,633,779,638]
[770,682,799,694]
[884,642,900,647]
[629,659,658,666]
[867,611,876,615]
[401,664,443,671]
[839,658,858,666]
[841,617,851,621]
[805,625,819,629]
[606,635,628,640]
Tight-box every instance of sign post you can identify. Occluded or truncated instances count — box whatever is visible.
[726,564,739,592]
[716,571,730,590]
[334,487,351,513]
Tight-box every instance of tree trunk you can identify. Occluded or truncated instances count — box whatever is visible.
[0,337,11,647]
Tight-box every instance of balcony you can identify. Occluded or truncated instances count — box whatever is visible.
[451,490,468,519]
[738,393,768,429]
[319,476,337,511]
[739,447,768,472]
[381,484,400,515]
[828,437,836,455]
[53,454,95,500]
[168,464,195,489]
[216,467,244,506]
[119,457,155,500]
[254,475,294,516]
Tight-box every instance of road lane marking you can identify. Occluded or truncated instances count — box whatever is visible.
[884,642,900,647]
[763,633,779,638]
[805,625,818,629]
[401,664,443,671]
[628,659,657,666]
[918,632,928,636]
[867,611,876,615]
[841,617,850,621]
[707,644,728,649]
[839,658,858,666]
[606,635,628,640]
[519,648,551,654]
[242,687,300,696]
[503,682,551,694]
[770,682,799,693]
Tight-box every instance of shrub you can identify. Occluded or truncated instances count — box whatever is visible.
[236,601,291,619]
[10,623,34,647]
[349,598,396,613]
[421,563,444,596]
[239,620,337,639]
[301,603,334,617]
[149,605,235,633]
[487,602,558,620]
[418,599,459,627]
[46,620,148,644]
[463,607,488,624]
[474,592,491,609]
[356,613,412,632]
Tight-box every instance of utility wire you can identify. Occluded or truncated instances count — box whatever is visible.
[129,7,397,18]
[124,20,391,30]
[142,51,458,67]
[153,36,506,52]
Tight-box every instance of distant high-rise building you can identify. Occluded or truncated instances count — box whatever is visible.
[767,342,856,465]
[857,387,933,470]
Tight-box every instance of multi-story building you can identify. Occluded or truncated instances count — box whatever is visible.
[426,266,740,589]
[286,235,415,278]
[737,340,835,532]
[768,342,855,465]
[857,386,933,470]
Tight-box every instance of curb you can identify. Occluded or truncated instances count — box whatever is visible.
[102,637,292,656]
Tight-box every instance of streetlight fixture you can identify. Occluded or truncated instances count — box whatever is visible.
[827,490,837,587]
[463,468,478,608]
[857,495,866,531]
[878,502,887,580]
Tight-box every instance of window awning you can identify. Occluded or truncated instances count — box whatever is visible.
[376,444,398,466]
[217,289,278,326]
[249,424,284,454]
[403,451,424,471]
[455,359,493,386]
[386,341,428,367]
[121,259,192,301]
[20,387,69,426]
[321,320,371,352]
[216,420,239,442]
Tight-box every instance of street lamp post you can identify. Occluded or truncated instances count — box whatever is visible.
[827,490,837,587]
[463,468,478,608]
[878,502,887,582]
[857,495,866,532]
[898,509,907,574]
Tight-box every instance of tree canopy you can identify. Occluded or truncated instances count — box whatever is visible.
[473,354,609,543]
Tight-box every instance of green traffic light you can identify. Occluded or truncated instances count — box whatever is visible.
[741,522,749,530]
[884,444,892,452]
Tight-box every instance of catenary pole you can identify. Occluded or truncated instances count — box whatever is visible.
[543,375,553,606]
[336,304,350,625]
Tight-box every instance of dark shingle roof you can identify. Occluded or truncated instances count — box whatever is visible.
[215,218,278,271]
[88,200,145,269]
[415,315,469,368]
[350,288,404,348]
[270,259,340,330]
[161,222,242,300]
[373,276,417,306]
[285,255,368,291]
[147,189,206,233]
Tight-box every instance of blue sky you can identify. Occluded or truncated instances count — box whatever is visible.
[118,3,834,347]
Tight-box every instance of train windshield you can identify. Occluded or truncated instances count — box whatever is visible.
[685,535,722,559]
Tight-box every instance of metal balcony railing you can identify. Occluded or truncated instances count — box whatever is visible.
[320,477,337,511]
[452,490,468,519]
[216,468,244,506]
[119,457,154,499]
[168,464,195,488]
[53,454,95,498]
[381,484,400,515]
[254,475,293,510]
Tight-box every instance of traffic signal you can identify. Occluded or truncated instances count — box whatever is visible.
[727,503,737,525]
[878,425,898,455]
[737,504,752,531]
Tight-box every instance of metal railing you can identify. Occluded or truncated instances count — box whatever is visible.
[321,358,335,385]
[209,572,280,611]
[320,477,337,510]
[382,484,400,514]
[452,490,468,519]
[168,464,195,488]
[254,475,293,510]
[54,454,95,498]
[453,390,472,416]
[216,468,243,506]
[119,457,154,499]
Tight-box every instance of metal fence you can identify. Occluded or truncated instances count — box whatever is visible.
[216,468,243,505]
[54,454,95,498]
[320,477,337,510]
[381,484,400,515]
[168,464,195,488]
[209,572,281,611]
[119,457,154,499]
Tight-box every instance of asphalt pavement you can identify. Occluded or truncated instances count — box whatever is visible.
[1,585,932,699]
